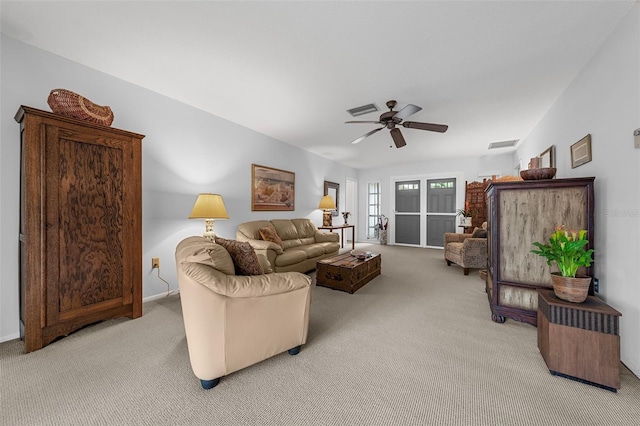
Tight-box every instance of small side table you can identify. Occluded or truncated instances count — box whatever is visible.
[537,290,622,392]
[318,224,355,250]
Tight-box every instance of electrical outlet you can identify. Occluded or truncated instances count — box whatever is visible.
[593,277,599,293]
[152,257,160,269]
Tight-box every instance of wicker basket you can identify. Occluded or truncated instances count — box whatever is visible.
[47,89,114,126]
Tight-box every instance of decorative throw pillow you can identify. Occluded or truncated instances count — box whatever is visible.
[259,225,284,249]
[214,237,264,276]
[471,227,487,238]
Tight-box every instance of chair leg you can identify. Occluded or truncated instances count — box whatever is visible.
[463,268,469,275]
[288,345,301,355]
[446,259,452,266]
[200,378,220,389]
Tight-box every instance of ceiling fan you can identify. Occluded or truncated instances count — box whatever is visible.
[346,100,448,148]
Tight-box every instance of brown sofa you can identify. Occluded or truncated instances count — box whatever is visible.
[236,218,340,273]
[175,236,312,389]
[444,223,488,275]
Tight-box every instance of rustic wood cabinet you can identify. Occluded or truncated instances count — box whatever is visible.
[485,177,595,326]
[537,290,621,391]
[16,106,144,352]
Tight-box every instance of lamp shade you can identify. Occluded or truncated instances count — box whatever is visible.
[189,194,229,219]
[318,195,336,210]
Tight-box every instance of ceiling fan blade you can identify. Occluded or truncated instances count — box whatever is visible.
[390,128,407,148]
[351,127,384,144]
[345,120,382,124]
[402,121,449,133]
[393,104,422,121]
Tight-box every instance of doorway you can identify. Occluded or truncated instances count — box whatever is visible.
[392,175,459,248]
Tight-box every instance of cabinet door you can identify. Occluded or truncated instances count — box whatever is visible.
[43,124,135,325]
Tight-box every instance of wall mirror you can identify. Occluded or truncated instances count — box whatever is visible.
[323,181,339,216]
[540,145,556,168]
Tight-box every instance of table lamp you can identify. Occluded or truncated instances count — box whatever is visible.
[318,195,336,227]
[189,193,229,240]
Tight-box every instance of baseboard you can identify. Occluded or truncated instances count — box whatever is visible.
[0,292,180,344]
[143,290,180,303]
[0,332,20,344]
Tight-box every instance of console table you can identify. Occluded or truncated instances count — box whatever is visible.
[537,290,621,392]
[319,224,354,250]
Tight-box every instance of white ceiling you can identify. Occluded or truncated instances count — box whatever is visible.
[1,1,635,169]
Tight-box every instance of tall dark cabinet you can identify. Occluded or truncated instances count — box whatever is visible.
[16,106,145,352]
[485,177,595,326]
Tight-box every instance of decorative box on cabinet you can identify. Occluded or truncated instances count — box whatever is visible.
[16,106,145,352]
[485,177,595,326]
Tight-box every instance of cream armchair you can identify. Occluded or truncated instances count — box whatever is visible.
[444,223,488,275]
[175,236,311,389]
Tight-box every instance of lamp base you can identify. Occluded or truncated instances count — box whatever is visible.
[322,210,333,227]
[203,218,217,241]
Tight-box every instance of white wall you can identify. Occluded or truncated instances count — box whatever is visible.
[0,35,356,342]
[514,5,640,376]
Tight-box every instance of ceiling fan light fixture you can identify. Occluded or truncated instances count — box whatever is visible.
[347,103,379,117]
[488,139,519,150]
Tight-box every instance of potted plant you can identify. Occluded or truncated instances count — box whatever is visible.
[531,225,594,303]
[456,208,474,227]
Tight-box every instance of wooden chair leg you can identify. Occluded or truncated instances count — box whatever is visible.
[463,268,469,275]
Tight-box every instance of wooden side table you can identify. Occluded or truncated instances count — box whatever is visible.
[318,224,355,250]
[537,290,622,391]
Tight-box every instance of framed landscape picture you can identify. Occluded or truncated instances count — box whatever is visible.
[571,134,592,168]
[251,164,295,211]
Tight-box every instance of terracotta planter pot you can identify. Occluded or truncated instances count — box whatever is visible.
[550,273,591,303]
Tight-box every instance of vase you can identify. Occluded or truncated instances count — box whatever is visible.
[550,273,591,303]
[379,229,387,245]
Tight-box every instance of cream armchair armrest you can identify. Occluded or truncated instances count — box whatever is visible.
[182,262,310,298]
[222,273,311,298]
[314,230,340,243]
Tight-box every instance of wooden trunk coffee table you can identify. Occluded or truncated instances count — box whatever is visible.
[316,252,381,294]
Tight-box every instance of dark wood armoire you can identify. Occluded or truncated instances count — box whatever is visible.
[16,106,144,352]
[485,177,595,326]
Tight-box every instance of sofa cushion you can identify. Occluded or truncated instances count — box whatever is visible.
[291,218,318,239]
[259,225,284,249]
[298,244,326,259]
[215,237,264,276]
[184,244,235,276]
[275,249,309,267]
[237,220,273,240]
[271,219,300,241]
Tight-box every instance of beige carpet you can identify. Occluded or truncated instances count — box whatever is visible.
[2,244,639,425]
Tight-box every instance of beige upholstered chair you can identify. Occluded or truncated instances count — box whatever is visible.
[444,223,488,275]
[175,236,311,389]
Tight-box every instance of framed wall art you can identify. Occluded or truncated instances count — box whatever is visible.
[323,181,339,216]
[570,134,592,169]
[539,145,556,168]
[251,164,295,211]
